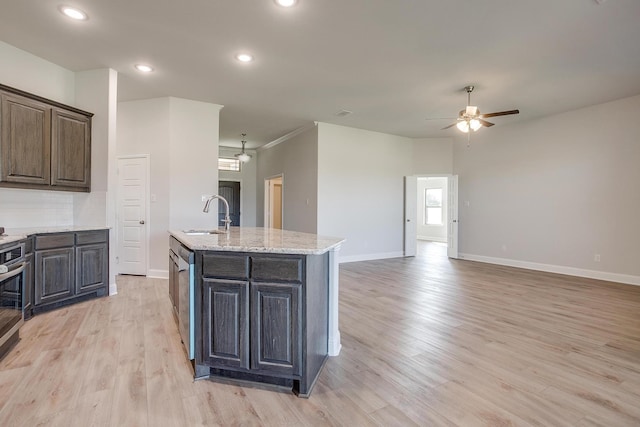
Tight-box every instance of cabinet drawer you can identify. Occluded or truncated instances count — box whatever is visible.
[76,230,108,245]
[251,257,303,283]
[35,233,74,250]
[202,254,249,280]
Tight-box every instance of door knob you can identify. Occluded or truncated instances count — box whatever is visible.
[139,220,145,224]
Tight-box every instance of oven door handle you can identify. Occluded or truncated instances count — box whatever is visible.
[0,262,25,282]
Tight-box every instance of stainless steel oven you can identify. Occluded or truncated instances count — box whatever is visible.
[0,242,25,359]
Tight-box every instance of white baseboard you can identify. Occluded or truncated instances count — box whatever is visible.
[109,282,118,296]
[339,251,404,264]
[418,236,447,243]
[458,253,640,286]
[148,269,169,279]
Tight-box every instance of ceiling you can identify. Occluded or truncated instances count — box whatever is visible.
[1,0,639,149]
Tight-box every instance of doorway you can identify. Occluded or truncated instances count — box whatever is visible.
[116,155,149,275]
[404,175,458,258]
[218,181,241,226]
[264,175,283,229]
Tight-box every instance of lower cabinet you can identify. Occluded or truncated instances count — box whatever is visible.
[250,282,301,376]
[35,247,74,305]
[202,279,249,369]
[32,229,108,314]
[196,251,328,397]
[75,243,108,294]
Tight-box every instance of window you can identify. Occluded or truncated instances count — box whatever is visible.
[424,188,443,225]
[218,157,240,172]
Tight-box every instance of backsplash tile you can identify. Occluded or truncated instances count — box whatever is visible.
[0,188,74,228]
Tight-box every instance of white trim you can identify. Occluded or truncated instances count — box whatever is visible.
[147,269,169,279]
[109,282,118,296]
[258,122,317,151]
[458,253,640,286]
[340,251,404,264]
[327,246,342,356]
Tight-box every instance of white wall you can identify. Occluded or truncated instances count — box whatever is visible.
[412,137,454,175]
[219,146,257,226]
[454,94,640,284]
[117,97,222,277]
[117,98,171,275]
[256,126,318,233]
[73,69,117,228]
[168,97,222,232]
[317,123,413,261]
[417,177,448,242]
[0,41,75,104]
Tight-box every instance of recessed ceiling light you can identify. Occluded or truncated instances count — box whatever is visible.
[235,53,254,63]
[134,64,154,73]
[275,0,297,7]
[59,5,88,20]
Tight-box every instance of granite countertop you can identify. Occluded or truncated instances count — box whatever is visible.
[170,227,345,255]
[0,226,109,246]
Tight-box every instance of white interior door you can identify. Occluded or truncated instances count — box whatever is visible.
[447,174,459,259]
[117,156,148,275]
[404,176,417,257]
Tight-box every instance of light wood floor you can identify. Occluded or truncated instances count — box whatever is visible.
[1,242,640,426]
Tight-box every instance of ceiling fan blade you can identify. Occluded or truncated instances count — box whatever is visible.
[480,109,520,118]
[478,119,494,127]
[441,123,457,130]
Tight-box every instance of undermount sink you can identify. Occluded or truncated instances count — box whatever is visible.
[183,229,227,235]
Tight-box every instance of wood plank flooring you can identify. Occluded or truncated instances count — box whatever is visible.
[1,241,639,426]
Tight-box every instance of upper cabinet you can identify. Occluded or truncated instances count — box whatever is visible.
[0,84,93,192]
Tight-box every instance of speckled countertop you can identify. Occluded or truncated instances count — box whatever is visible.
[170,227,345,255]
[0,226,109,246]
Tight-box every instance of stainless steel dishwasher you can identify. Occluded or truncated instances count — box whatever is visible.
[177,245,194,360]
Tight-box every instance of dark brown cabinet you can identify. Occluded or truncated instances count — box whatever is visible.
[195,251,328,397]
[35,247,74,305]
[75,243,108,294]
[32,230,108,314]
[202,278,249,369]
[250,282,301,376]
[51,108,91,190]
[0,83,92,192]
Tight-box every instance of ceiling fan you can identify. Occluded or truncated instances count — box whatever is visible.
[439,85,519,141]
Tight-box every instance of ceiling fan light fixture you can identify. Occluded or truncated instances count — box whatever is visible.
[470,119,482,131]
[456,121,470,133]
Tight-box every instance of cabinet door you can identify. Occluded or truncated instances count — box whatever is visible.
[35,247,74,305]
[0,92,51,186]
[75,243,107,295]
[250,282,302,376]
[51,108,91,190]
[201,279,249,369]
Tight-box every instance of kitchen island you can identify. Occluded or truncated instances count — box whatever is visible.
[169,227,344,397]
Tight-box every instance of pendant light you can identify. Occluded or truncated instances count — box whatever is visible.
[235,134,252,163]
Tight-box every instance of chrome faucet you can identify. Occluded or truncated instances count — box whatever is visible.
[203,195,232,232]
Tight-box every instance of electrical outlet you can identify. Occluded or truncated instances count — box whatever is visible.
[594,254,601,262]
